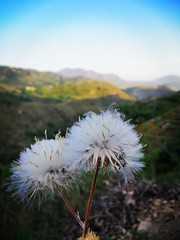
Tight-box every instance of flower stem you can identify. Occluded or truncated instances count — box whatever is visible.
[82,161,100,237]
[54,182,84,229]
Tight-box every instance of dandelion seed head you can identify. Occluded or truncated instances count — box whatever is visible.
[65,109,144,183]
[8,137,76,204]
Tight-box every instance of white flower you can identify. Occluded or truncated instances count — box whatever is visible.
[8,135,76,204]
[64,109,144,183]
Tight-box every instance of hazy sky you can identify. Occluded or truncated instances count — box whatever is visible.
[0,0,180,81]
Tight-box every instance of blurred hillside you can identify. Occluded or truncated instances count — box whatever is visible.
[120,93,180,182]
[0,66,133,101]
[0,66,178,101]
[59,68,180,91]
[124,86,173,100]
[0,66,179,240]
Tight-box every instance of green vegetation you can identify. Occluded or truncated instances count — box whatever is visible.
[119,92,180,182]
[0,66,133,101]
[120,93,180,124]
[34,80,133,100]
[0,66,179,239]
[140,106,180,182]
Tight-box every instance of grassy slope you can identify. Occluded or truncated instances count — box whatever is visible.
[0,94,131,164]
[0,66,134,101]
[139,106,180,182]
[0,66,133,163]
[0,66,64,86]
[120,92,180,124]
[0,92,179,177]
[35,80,133,100]
[119,92,180,182]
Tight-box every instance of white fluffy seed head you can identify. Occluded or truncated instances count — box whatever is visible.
[64,109,144,183]
[8,136,77,205]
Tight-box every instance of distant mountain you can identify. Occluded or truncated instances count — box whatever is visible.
[152,75,180,91]
[59,68,180,91]
[125,86,173,100]
[130,75,180,91]
[58,68,127,86]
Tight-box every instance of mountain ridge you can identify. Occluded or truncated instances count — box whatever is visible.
[59,67,180,91]
[58,67,127,86]
[0,66,178,101]
[0,66,134,102]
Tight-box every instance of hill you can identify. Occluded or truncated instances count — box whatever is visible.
[120,92,180,182]
[125,86,173,100]
[0,94,133,164]
[0,66,133,101]
[59,67,180,91]
[1,66,177,101]
[120,91,180,124]
[0,66,64,86]
[140,106,180,182]
[59,67,127,86]
[152,75,180,91]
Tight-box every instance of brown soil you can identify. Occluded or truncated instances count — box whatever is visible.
[66,180,180,240]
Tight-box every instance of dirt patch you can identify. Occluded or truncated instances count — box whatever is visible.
[66,180,180,240]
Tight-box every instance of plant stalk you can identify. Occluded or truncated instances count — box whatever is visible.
[82,161,100,237]
[54,182,84,229]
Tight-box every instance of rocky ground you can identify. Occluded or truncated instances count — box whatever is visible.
[65,180,180,240]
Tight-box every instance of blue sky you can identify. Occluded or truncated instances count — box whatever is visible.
[0,0,180,81]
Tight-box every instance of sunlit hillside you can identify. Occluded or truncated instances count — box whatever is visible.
[0,66,134,101]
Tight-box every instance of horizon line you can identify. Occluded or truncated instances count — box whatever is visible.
[0,64,179,83]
